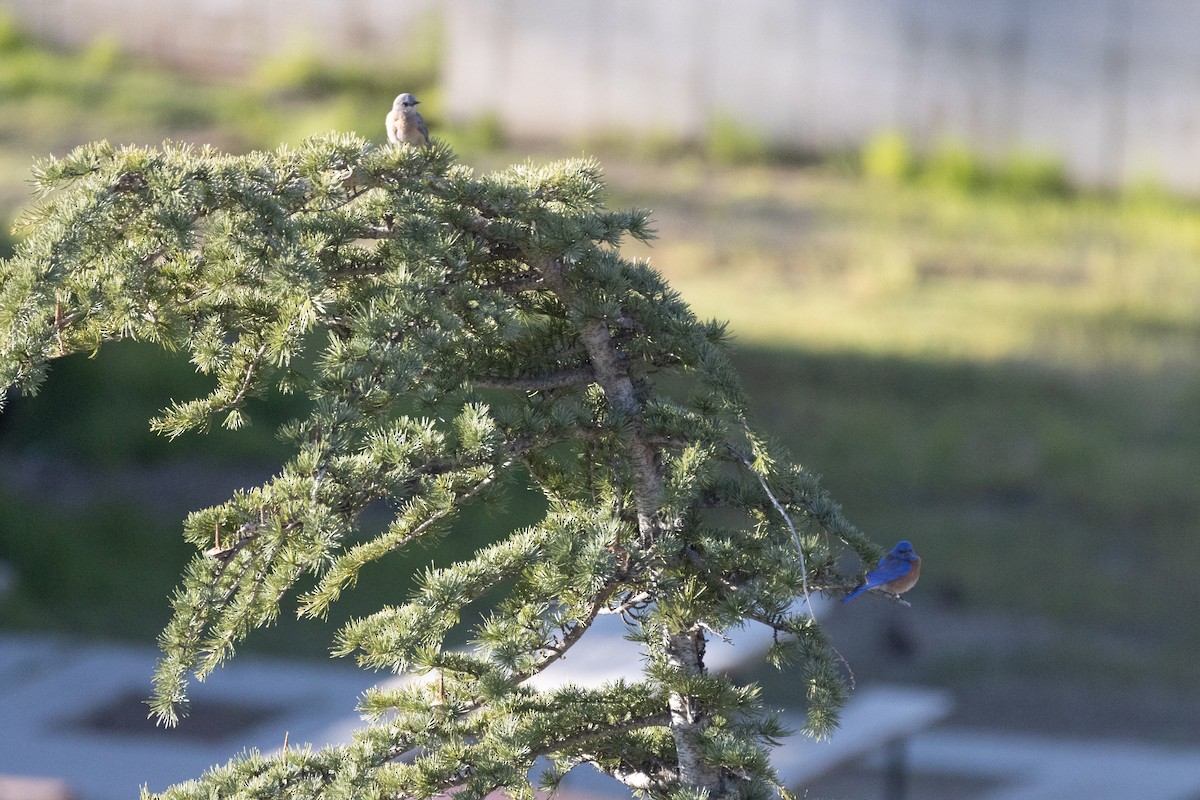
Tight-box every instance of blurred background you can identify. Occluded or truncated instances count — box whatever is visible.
[2,1,1200,798]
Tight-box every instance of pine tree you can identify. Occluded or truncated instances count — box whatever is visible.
[0,135,883,800]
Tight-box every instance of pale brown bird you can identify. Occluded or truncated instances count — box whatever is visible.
[386,93,430,146]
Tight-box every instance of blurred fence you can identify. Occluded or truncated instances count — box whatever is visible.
[0,0,438,75]
[5,0,1200,191]
[443,0,1200,192]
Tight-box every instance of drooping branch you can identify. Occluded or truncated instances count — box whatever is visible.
[472,365,595,392]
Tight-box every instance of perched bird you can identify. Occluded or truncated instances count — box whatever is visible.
[842,540,921,602]
[386,92,430,146]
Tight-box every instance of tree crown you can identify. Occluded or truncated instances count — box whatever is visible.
[0,134,879,800]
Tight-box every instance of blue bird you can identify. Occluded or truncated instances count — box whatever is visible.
[842,540,921,602]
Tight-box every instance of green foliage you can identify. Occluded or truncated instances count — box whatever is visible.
[252,50,429,105]
[0,341,304,464]
[0,15,442,174]
[1121,174,1179,214]
[608,155,1200,699]
[706,116,771,166]
[246,15,440,148]
[448,113,507,153]
[0,136,877,800]
[922,140,985,192]
[995,151,1068,199]
[79,34,124,75]
[0,34,230,152]
[860,130,912,183]
[859,131,1070,199]
[0,218,13,260]
[0,11,28,53]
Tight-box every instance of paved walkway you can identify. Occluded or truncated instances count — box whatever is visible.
[908,729,1200,800]
[1,634,371,800]
[4,621,1200,800]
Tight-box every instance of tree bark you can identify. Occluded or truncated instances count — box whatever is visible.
[535,257,732,798]
[533,259,664,542]
[665,628,730,796]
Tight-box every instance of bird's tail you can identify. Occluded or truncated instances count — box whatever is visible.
[841,584,869,602]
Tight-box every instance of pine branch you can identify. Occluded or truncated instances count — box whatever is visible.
[729,434,817,623]
[533,257,665,544]
[512,575,625,683]
[554,711,674,756]
[472,365,595,392]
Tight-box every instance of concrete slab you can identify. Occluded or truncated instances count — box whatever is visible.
[0,634,373,800]
[35,616,1185,800]
[0,776,74,800]
[773,687,953,783]
[909,728,1200,800]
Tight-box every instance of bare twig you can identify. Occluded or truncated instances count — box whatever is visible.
[734,422,816,623]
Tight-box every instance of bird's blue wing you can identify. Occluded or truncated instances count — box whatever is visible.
[864,557,912,587]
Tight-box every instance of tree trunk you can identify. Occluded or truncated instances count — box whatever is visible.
[536,257,734,798]
[665,628,731,797]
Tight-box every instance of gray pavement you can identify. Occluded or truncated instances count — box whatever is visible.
[4,620,1200,800]
[1,634,372,799]
[908,729,1200,800]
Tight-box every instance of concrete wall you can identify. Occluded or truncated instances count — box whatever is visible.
[0,0,439,75]
[4,0,1200,190]
[444,0,1200,191]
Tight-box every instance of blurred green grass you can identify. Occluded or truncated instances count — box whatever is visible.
[1,21,1199,694]
[602,157,1200,692]
[604,156,1200,687]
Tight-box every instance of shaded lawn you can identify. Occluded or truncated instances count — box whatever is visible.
[737,347,1200,631]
